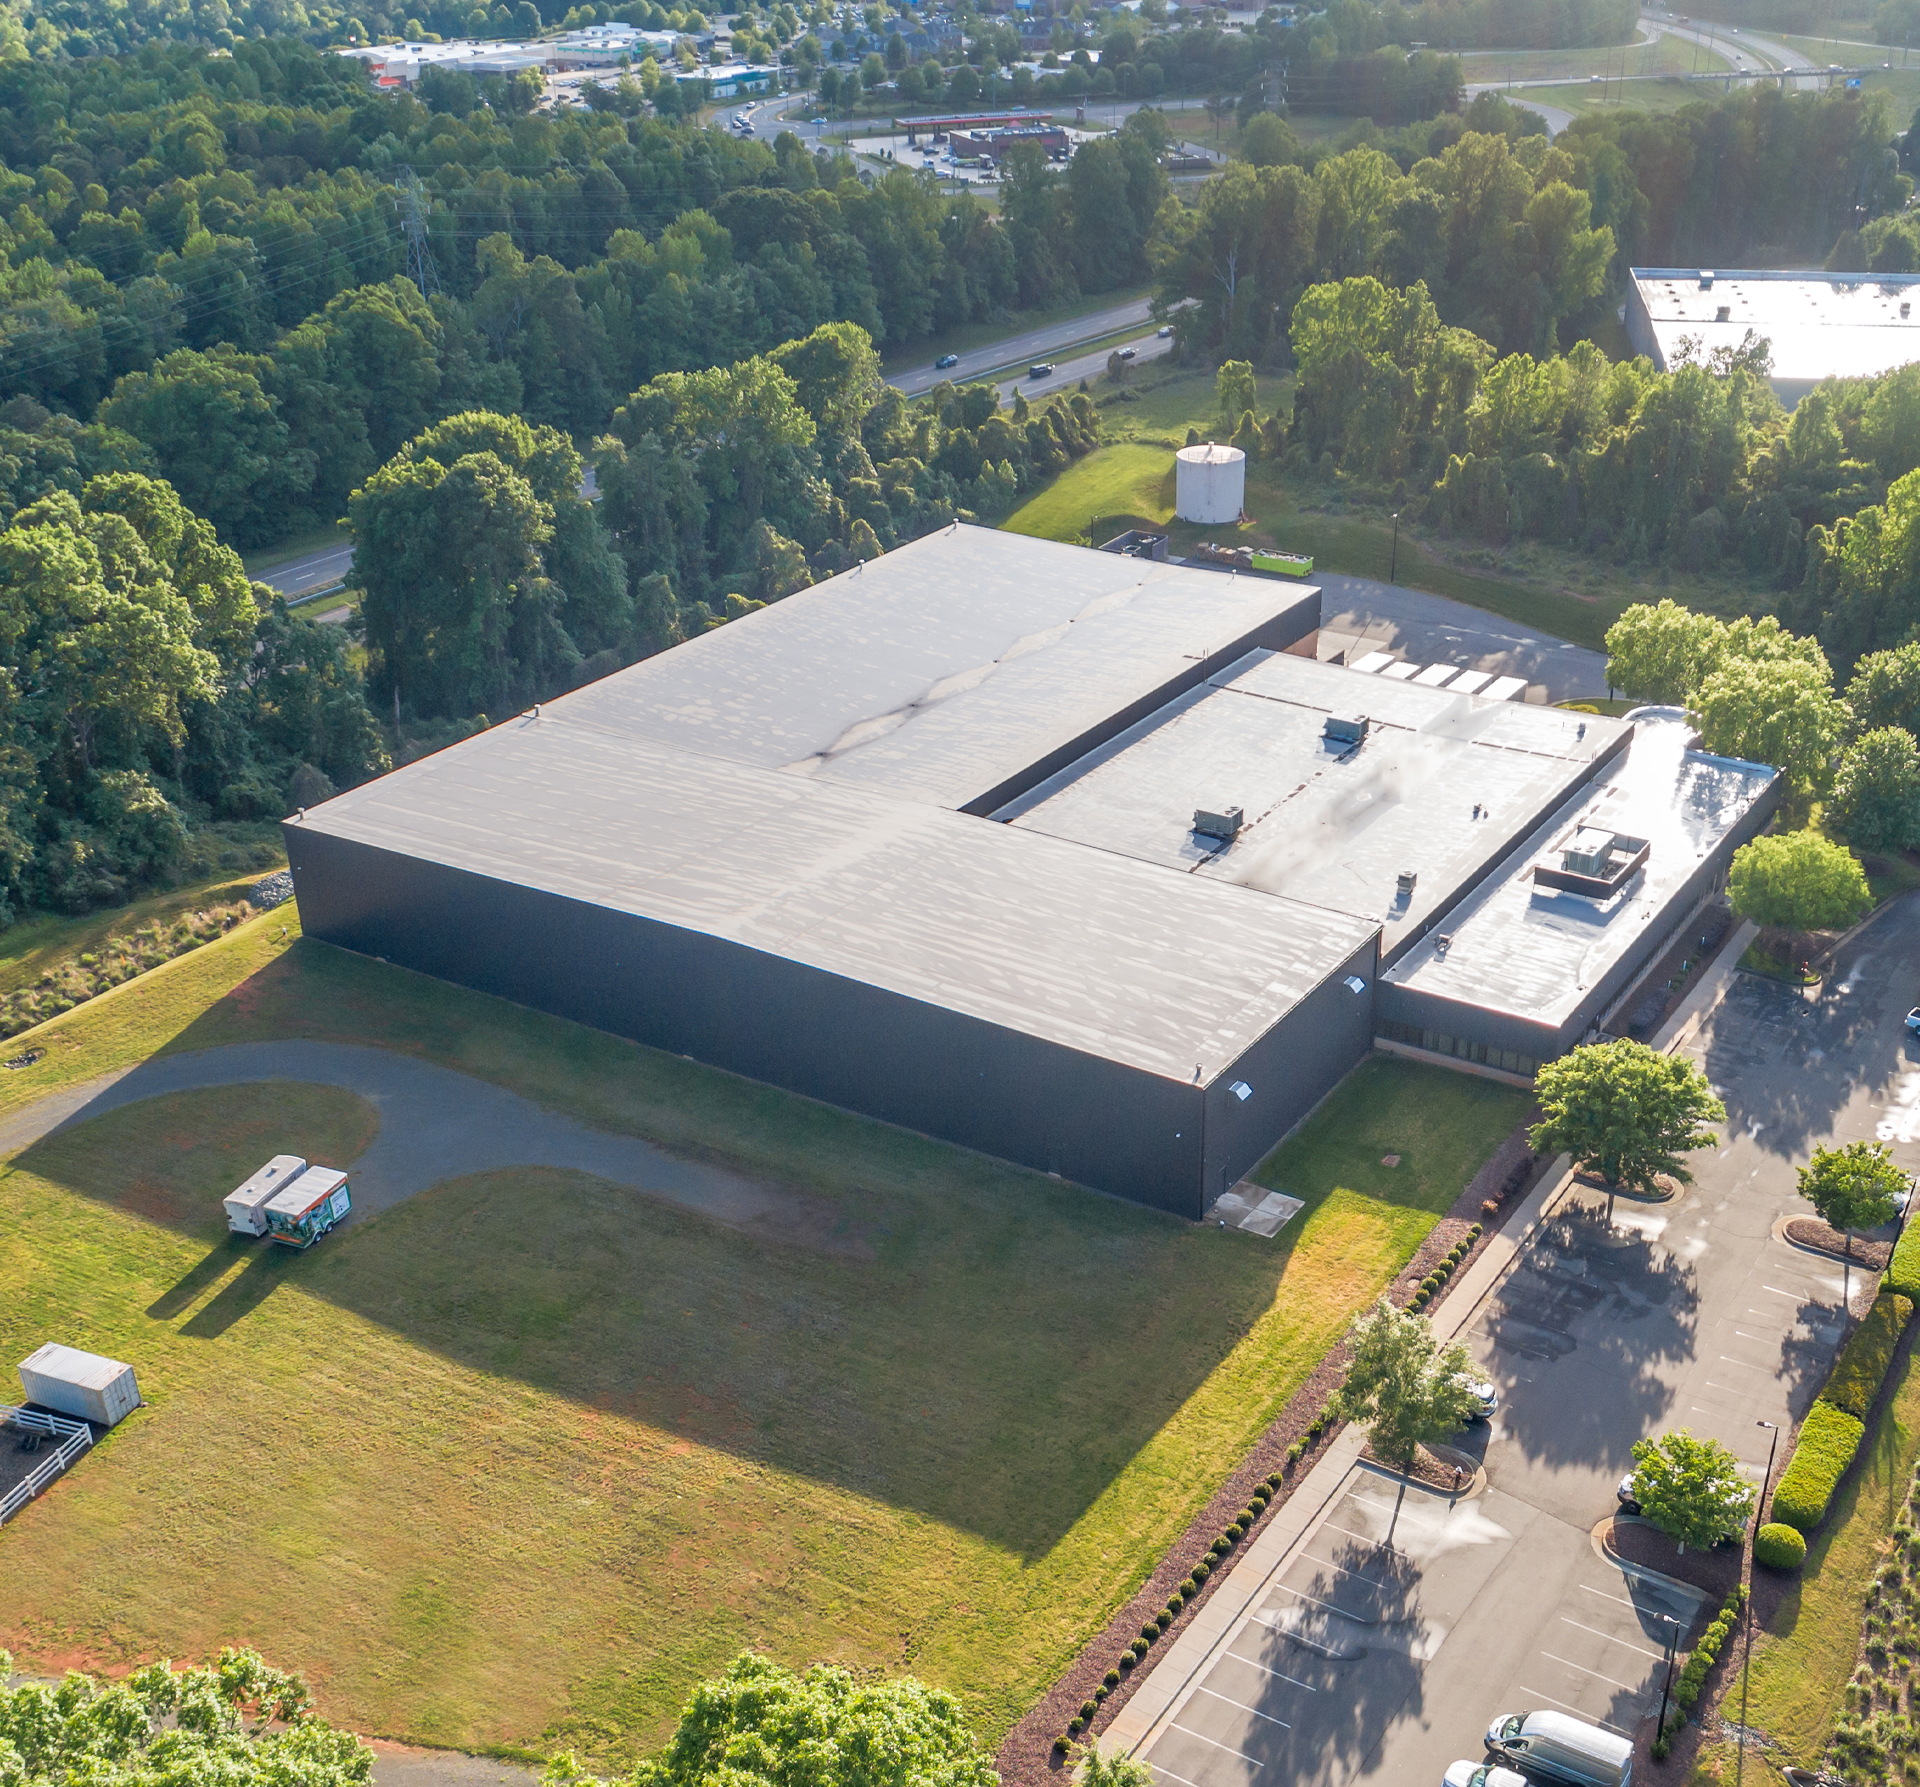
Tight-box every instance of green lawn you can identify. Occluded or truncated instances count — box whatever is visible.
[1460,34,1730,79]
[1693,1338,1920,1782]
[0,909,1527,1765]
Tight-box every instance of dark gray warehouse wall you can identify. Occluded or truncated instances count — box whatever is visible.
[1202,934,1380,1204]
[286,828,1226,1218]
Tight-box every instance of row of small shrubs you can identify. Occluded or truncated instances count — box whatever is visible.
[1652,1582,1747,1758]
[1408,1223,1483,1313]
[1826,1452,1920,1780]
[1774,1402,1870,1535]
[1054,1471,1290,1753]
[1826,1293,1916,1419]
[1481,1149,1543,1219]
[1772,1291,1916,1538]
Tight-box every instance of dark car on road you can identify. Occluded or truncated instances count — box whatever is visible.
[934,353,959,368]
[1029,362,1055,378]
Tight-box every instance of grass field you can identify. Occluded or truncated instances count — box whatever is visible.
[1460,34,1730,80]
[1692,1337,1920,1783]
[0,903,1528,1764]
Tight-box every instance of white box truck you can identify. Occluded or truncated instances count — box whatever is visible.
[224,1155,308,1236]
[17,1343,140,1428]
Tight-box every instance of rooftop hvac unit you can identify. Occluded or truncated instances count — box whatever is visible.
[1396,870,1418,897]
[1193,805,1244,842]
[1323,713,1369,744]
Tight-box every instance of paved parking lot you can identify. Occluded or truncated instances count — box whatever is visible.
[1131,893,1920,1785]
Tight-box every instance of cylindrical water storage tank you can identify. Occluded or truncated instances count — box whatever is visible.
[1175,442,1247,524]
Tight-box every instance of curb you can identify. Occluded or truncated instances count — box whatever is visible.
[1589,1517,1712,1607]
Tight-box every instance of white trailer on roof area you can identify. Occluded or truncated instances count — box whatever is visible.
[17,1342,140,1428]
[225,1154,308,1236]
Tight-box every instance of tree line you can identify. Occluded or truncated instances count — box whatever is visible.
[0,309,1094,913]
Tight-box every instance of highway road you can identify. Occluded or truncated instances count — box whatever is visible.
[1117,889,1920,1784]
[988,324,1174,403]
[892,295,1160,396]
[253,541,354,601]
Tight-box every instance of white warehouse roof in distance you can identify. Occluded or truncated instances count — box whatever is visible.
[1626,266,1920,403]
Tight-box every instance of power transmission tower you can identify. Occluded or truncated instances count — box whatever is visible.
[396,165,441,300]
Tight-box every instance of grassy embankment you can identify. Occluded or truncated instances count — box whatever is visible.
[1688,1341,1920,1784]
[0,902,1528,1765]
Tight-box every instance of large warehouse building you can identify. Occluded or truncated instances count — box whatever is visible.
[287,528,1779,1219]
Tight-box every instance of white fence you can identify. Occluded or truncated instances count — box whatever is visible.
[0,1406,94,1525]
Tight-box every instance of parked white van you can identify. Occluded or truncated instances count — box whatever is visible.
[1486,1710,1632,1787]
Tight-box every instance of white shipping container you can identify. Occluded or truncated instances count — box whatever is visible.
[17,1342,140,1428]
[224,1154,309,1235]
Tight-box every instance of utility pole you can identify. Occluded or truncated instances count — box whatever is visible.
[396,164,441,301]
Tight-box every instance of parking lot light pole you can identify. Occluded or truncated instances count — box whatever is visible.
[1739,1419,1780,1787]
[1655,1612,1680,1741]
[1389,511,1400,584]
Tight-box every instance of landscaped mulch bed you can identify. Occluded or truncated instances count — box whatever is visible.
[1573,1170,1683,1202]
[993,1120,1560,1787]
[1361,1441,1476,1494]
[1603,1516,1743,1600]
[1784,1217,1892,1272]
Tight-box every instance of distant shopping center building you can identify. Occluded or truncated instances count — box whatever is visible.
[287,529,1778,1219]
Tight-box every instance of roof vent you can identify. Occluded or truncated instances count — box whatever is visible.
[1904,300,1912,319]
[1323,712,1369,744]
[1434,932,1454,956]
[1715,305,1730,322]
[1396,870,1418,897]
[1698,271,1715,290]
[1193,805,1243,842]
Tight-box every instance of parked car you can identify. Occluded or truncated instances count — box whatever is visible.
[1457,1375,1498,1421]
[935,353,959,368]
[1028,362,1055,378]
[1444,1764,1528,1787]
[1486,1710,1632,1787]
[1616,1470,1641,1515]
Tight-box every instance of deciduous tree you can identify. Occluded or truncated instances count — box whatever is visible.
[1331,1295,1482,1470]
[1530,1038,1723,1201]
[1628,1430,1754,1553]
[1832,726,1920,853]
[1727,831,1872,942]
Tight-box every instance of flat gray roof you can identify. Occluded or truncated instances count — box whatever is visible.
[296,716,1376,1083]
[559,524,1318,812]
[1002,651,1630,955]
[1382,716,1777,1027]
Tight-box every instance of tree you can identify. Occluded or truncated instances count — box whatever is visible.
[1727,831,1871,953]
[1845,640,1920,736]
[1240,112,1301,168]
[1330,1295,1483,1471]
[1628,1430,1754,1553]
[1798,1139,1905,1295]
[1215,359,1256,428]
[548,1653,1000,1787]
[1604,599,1726,706]
[1531,1039,1724,1204]
[1692,655,1848,799]
[0,1648,371,1787]
[1075,1741,1156,1787]
[1832,727,1920,852]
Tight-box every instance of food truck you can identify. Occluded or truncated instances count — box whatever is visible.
[224,1155,309,1236]
[262,1166,352,1249]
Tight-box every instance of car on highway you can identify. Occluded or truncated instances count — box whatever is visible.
[1157,325,1174,337]
[1443,1764,1527,1787]
[935,353,959,368]
[1118,346,1137,360]
[1590,72,1602,80]
[1028,362,1055,378]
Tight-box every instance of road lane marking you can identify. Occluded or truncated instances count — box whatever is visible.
[1515,1688,1629,1735]
[1558,1618,1665,1660]
[1147,1762,1208,1787]
[1543,1652,1640,1692]
[1193,1687,1291,1728]
[1169,1724,1265,1765]
[1222,1650,1318,1691]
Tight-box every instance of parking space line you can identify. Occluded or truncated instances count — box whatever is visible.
[1258,1584,1346,1617]
[1346,1490,1448,1531]
[1558,1618,1664,1660]
[1579,1584,1650,1613]
[1319,1521,1378,1546]
[1222,1649,1317,1692]
[1147,1762,1208,1787]
[1193,1686,1291,1729]
[1515,1688,1630,1735]
[1542,1652,1639,1692]
[1299,1550,1387,1587]
[1169,1724,1265,1765]
[1717,1354,1771,1370]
